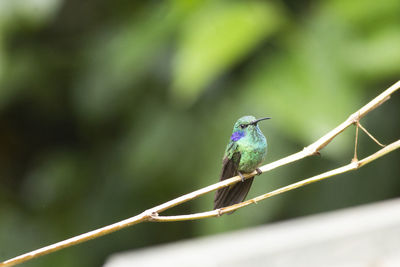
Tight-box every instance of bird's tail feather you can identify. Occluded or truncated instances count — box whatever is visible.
[213,177,254,214]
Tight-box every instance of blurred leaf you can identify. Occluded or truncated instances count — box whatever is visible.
[171,0,284,106]
[319,0,400,80]
[0,0,61,107]
[324,0,400,27]
[73,3,182,121]
[0,0,61,25]
[344,26,400,78]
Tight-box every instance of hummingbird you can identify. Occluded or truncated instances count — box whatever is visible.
[214,115,270,213]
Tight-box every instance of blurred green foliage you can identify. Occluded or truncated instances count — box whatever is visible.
[0,0,399,266]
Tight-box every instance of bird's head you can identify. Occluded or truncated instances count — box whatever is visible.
[231,116,270,141]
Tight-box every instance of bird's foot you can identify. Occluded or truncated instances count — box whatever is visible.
[217,209,222,217]
[256,168,262,175]
[239,172,245,182]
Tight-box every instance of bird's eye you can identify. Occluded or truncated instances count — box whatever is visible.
[240,124,246,129]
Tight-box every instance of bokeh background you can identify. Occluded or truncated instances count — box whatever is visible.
[1,0,400,266]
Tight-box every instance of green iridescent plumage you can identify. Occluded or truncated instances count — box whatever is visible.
[214,115,269,212]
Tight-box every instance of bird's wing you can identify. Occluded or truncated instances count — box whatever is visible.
[213,144,254,211]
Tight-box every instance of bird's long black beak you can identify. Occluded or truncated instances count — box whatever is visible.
[250,117,271,125]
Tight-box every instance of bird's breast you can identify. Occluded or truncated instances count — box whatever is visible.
[237,137,267,173]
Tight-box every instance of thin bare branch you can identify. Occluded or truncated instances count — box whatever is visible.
[152,139,400,221]
[358,122,386,147]
[1,80,399,267]
[358,139,399,167]
[0,213,151,267]
[353,122,359,162]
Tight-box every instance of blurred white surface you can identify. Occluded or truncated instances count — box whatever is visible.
[104,198,400,267]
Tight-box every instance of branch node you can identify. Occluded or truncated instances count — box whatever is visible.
[303,146,318,156]
[350,111,361,124]
[350,158,361,169]
[146,211,159,221]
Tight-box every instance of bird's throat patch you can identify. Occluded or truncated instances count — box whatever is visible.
[231,131,245,142]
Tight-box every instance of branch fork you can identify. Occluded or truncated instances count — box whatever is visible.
[1,80,400,267]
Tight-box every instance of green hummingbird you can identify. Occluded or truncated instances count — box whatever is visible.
[214,115,270,212]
